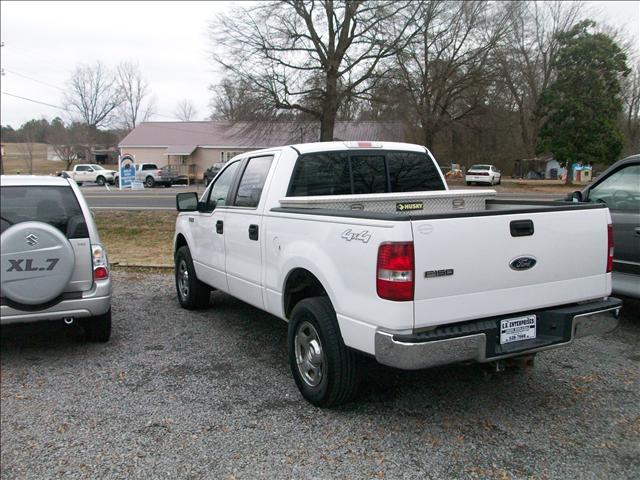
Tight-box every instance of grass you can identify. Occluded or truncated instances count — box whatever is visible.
[93,211,177,266]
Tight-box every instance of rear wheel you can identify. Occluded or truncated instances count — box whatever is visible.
[114,177,120,187]
[175,246,210,310]
[145,176,155,188]
[164,183,171,188]
[288,296,360,407]
[96,176,106,186]
[83,308,112,342]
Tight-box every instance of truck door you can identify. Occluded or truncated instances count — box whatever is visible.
[223,155,274,309]
[190,160,241,292]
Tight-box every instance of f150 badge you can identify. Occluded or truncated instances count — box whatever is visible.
[341,229,371,243]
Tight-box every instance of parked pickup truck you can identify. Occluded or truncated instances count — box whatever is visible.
[61,164,117,186]
[173,141,622,407]
[114,163,175,188]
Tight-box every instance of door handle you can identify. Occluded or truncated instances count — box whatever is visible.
[248,224,259,241]
[216,220,223,234]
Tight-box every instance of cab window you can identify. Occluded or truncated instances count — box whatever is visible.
[588,164,640,211]
[233,156,274,208]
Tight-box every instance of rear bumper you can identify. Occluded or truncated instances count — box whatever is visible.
[0,279,111,325]
[375,298,622,370]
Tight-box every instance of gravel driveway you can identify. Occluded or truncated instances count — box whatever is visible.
[1,272,638,479]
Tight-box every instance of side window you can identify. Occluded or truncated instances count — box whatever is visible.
[205,160,241,210]
[588,164,640,211]
[234,156,274,208]
[76,165,88,172]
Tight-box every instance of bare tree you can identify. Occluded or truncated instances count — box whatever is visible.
[64,61,124,128]
[175,99,197,121]
[390,1,512,149]
[19,122,36,174]
[47,121,87,170]
[209,78,269,121]
[210,0,419,141]
[117,61,155,130]
[621,60,640,154]
[496,1,582,155]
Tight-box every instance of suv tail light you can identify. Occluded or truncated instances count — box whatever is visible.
[607,224,614,273]
[92,244,109,280]
[377,242,414,301]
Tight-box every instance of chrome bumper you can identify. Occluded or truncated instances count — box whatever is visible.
[375,301,622,370]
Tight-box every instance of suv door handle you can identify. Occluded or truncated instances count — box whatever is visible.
[248,224,259,241]
[216,220,223,234]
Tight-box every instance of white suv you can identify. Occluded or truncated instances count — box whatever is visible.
[1,175,112,341]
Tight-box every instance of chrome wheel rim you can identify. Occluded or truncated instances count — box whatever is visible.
[294,321,324,387]
[178,259,189,300]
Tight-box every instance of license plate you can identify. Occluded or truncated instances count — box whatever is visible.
[500,315,537,344]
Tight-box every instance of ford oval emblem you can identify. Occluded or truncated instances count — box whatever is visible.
[510,256,537,271]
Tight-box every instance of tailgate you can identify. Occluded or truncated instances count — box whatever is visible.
[411,207,611,329]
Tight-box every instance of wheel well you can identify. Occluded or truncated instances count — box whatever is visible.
[175,234,188,256]
[283,268,327,319]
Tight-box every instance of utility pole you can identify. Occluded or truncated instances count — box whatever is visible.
[0,41,4,175]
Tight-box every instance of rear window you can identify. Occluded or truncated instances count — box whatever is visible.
[0,186,88,238]
[142,164,158,170]
[288,150,444,196]
[469,165,490,171]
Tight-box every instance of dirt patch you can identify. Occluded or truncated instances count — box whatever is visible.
[94,211,176,266]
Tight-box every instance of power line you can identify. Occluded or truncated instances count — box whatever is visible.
[1,91,70,111]
[2,68,66,92]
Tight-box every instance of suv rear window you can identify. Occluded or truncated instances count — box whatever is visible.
[288,150,444,196]
[1,186,88,238]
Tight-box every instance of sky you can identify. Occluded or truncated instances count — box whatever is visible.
[1,0,639,129]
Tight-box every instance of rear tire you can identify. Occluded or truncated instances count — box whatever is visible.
[83,308,112,342]
[466,181,472,186]
[164,183,171,188]
[114,177,120,188]
[96,176,106,186]
[145,176,155,188]
[288,296,360,407]
[175,246,210,310]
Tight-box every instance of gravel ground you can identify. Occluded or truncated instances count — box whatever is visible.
[1,272,639,480]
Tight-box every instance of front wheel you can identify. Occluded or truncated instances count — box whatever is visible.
[288,297,360,407]
[175,246,210,310]
[145,176,155,188]
[83,308,112,342]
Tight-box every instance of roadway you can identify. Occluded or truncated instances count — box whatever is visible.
[81,184,566,210]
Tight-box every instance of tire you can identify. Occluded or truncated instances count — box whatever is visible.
[164,183,172,188]
[114,177,120,188]
[497,177,501,185]
[288,296,360,407]
[83,308,112,342]
[490,177,495,186]
[96,176,106,186]
[145,176,155,188]
[77,182,83,186]
[466,181,472,186]
[175,246,210,310]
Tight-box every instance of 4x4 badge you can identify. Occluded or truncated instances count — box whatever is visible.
[25,234,39,247]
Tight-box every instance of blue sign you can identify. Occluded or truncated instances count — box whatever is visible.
[119,154,136,189]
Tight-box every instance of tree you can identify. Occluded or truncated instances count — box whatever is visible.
[536,21,630,182]
[175,99,197,121]
[117,61,155,130]
[390,1,512,149]
[65,62,123,129]
[621,60,640,154]
[496,1,582,155]
[210,0,419,141]
[209,78,269,121]
[46,120,87,170]
[19,121,37,174]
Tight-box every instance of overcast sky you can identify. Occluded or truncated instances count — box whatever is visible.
[1,0,638,128]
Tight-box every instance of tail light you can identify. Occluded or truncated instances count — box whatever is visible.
[377,242,414,301]
[607,224,614,273]
[92,244,109,280]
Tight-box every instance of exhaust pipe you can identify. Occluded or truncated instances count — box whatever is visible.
[63,317,74,325]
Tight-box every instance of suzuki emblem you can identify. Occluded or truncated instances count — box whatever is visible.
[25,233,39,247]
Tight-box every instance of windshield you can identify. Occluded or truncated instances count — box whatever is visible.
[469,165,490,171]
[91,164,105,170]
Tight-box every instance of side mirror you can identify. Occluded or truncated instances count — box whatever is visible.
[567,190,583,202]
[176,192,199,211]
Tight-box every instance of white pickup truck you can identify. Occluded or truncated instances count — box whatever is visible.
[173,142,621,407]
[61,164,117,186]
